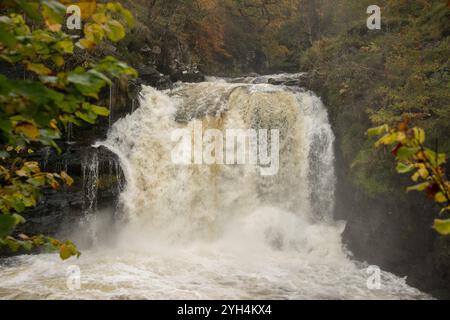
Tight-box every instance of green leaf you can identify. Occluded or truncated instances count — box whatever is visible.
[42,0,66,25]
[105,20,125,42]
[0,24,16,48]
[0,214,17,237]
[0,151,10,159]
[95,56,138,78]
[396,147,420,160]
[27,176,46,187]
[67,69,108,98]
[14,0,41,21]
[6,239,20,252]
[55,39,74,54]
[433,219,450,236]
[396,162,414,174]
[406,182,430,193]
[91,105,110,117]
[424,149,446,167]
[105,3,134,27]
[12,214,26,225]
[75,111,97,124]
[367,125,388,137]
[20,240,33,251]
[0,118,12,132]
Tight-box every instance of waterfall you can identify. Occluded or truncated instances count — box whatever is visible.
[108,156,126,206]
[81,150,99,243]
[41,146,51,171]
[103,80,337,245]
[82,150,99,215]
[0,76,429,300]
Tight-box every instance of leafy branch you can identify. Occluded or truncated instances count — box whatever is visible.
[368,121,450,235]
[0,1,137,259]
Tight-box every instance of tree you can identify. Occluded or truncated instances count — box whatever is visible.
[0,0,137,259]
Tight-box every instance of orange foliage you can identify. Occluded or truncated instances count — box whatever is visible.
[190,0,231,63]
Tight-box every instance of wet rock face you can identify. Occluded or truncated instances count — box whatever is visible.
[19,145,125,239]
[137,62,205,89]
[137,65,172,90]
[21,83,132,239]
[169,65,205,83]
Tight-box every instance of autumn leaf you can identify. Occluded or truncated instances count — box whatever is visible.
[433,219,450,236]
[61,171,74,186]
[59,244,72,260]
[78,38,96,49]
[14,122,40,140]
[27,63,53,75]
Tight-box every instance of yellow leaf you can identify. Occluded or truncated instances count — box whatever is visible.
[50,119,58,130]
[406,182,430,192]
[18,233,30,240]
[433,219,450,236]
[24,161,41,174]
[413,127,425,144]
[15,122,40,140]
[16,169,30,177]
[51,180,60,190]
[78,38,96,49]
[375,132,397,148]
[396,131,407,143]
[105,20,125,42]
[61,171,74,186]
[59,244,72,260]
[367,125,388,137]
[418,166,429,180]
[46,23,62,32]
[52,55,65,67]
[435,192,447,203]
[27,63,52,76]
[92,13,107,24]
[79,1,97,19]
[61,0,97,19]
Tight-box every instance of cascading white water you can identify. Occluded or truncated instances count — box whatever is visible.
[0,76,430,300]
